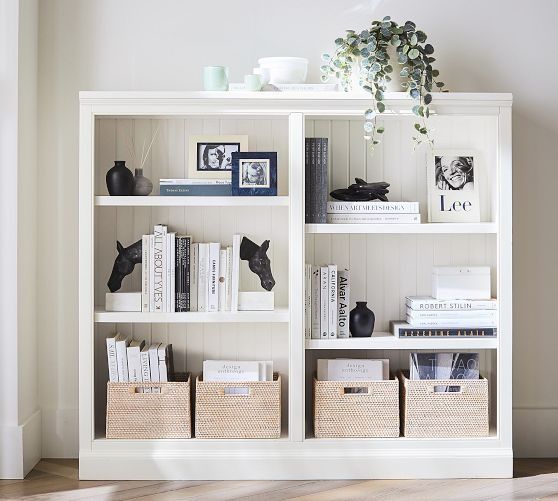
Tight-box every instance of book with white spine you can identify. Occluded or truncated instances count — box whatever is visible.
[406,316,497,328]
[158,343,170,382]
[106,334,119,382]
[169,232,176,313]
[407,309,498,320]
[197,243,209,312]
[203,360,260,382]
[148,343,161,383]
[231,234,241,312]
[337,269,350,338]
[320,266,329,339]
[149,235,155,312]
[328,264,337,338]
[327,201,420,214]
[327,213,420,224]
[225,246,233,311]
[406,296,498,311]
[115,333,131,382]
[127,340,145,382]
[153,226,166,312]
[311,266,321,339]
[190,243,199,312]
[218,249,227,311]
[207,243,220,312]
[304,264,311,339]
[141,235,150,312]
[159,178,232,185]
[140,344,151,382]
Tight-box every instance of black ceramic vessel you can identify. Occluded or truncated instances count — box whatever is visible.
[106,160,134,196]
[349,301,375,337]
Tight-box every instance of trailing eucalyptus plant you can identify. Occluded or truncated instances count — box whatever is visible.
[321,16,447,151]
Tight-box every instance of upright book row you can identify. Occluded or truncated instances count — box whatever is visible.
[304,264,350,339]
[142,224,241,312]
[305,137,328,223]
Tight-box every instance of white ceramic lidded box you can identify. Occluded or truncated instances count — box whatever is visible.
[432,267,491,300]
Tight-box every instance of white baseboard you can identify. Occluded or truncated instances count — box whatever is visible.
[0,409,41,479]
[41,407,78,458]
[514,407,558,457]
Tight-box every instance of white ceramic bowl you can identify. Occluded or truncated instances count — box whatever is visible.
[257,57,308,84]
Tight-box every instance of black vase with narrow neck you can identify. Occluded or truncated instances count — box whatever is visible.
[106,160,134,196]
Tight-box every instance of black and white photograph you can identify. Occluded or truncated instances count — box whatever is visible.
[188,135,248,179]
[240,160,270,188]
[434,155,475,191]
[231,152,277,196]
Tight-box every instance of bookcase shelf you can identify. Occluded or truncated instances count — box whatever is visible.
[305,222,498,234]
[94,307,290,323]
[95,195,290,207]
[305,335,499,350]
[79,92,513,481]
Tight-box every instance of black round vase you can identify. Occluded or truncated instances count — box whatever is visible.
[349,301,375,337]
[106,160,134,196]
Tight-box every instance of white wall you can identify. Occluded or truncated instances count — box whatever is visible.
[0,0,41,478]
[37,0,558,457]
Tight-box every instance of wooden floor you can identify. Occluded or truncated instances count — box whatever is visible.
[1,459,558,500]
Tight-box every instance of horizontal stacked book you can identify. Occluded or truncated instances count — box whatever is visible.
[305,138,328,223]
[391,296,498,337]
[159,178,231,196]
[142,225,241,312]
[326,201,421,224]
[304,264,350,339]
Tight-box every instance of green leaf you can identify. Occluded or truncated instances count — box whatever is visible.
[367,39,378,51]
[320,65,329,72]
[410,34,418,46]
[375,89,384,101]
[373,140,379,145]
[377,102,386,113]
[412,105,420,115]
[364,108,375,119]
[393,27,404,35]
[410,88,419,99]
[335,38,344,45]
[436,81,445,88]
[382,15,391,21]
[408,48,420,59]
[363,121,374,133]
[321,53,331,61]
[398,52,408,64]
[360,30,370,39]
[346,29,355,34]
[371,62,381,72]
[424,93,432,105]
[424,44,434,55]
[381,27,391,37]
[416,31,427,43]
[432,69,440,77]
[414,123,421,131]
[390,35,400,46]
[321,74,329,82]
[425,107,430,118]
[400,68,409,77]
[420,127,427,134]
[402,44,410,54]
[376,126,385,133]
[418,106,425,117]
[384,64,393,73]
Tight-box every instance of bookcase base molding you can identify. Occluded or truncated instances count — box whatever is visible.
[79,91,512,480]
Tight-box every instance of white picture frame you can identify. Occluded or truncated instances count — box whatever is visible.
[188,135,249,179]
[427,149,481,223]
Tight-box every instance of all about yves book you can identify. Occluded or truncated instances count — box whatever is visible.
[427,150,481,223]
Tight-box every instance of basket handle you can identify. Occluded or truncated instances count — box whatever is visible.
[222,387,251,396]
[129,384,167,395]
[341,386,370,395]
[432,384,463,394]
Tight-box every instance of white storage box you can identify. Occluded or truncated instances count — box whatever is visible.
[432,267,491,300]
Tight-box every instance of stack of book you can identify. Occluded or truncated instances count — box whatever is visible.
[391,296,498,337]
[326,201,421,224]
[159,178,231,196]
[106,334,174,390]
[305,137,328,223]
[142,225,241,312]
[304,264,350,339]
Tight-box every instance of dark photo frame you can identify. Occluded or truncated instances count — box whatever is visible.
[231,152,277,196]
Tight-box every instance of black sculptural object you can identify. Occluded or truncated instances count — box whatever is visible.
[240,237,276,291]
[107,239,142,292]
[330,178,390,202]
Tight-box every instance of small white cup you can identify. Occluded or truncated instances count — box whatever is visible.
[253,67,270,86]
[244,74,262,91]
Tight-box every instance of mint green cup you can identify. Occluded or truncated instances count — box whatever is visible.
[203,66,229,91]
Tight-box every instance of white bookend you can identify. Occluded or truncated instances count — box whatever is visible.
[127,340,145,382]
[115,333,131,382]
[105,334,119,382]
[168,233,176,313]
[337,269,350,338]
[311,266,321,339]
[141,235,150,312]
[153,226,166,312]
[304,264,311,339]
[317,359,384,381]
[231,234,241,312]
[320,266,329,339]
[203,360,260,382]
[197,243,209,312]
[328,264,338,338]
[238,291,274,310]
[207,243,220,313]
[158,344,169,382]
[105,292,142,312]
[225,246,233,311]
[139,345,151,383]
[218,249,227,311]
[148,343,161,383]
[149,234,155,312]
[190,243,199,312]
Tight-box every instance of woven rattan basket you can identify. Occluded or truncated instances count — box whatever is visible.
[313,377,400,438]
[195,373,281,439]
[106,374,191,439]
[399,372,489,438]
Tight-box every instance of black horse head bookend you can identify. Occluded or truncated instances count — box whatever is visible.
[107,239,143,292]
[240,237,276,291]
[330,178,390,202]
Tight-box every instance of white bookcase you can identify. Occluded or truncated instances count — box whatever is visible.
[79,91,512,480]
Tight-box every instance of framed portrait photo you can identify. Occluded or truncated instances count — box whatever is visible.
[188,135,248,179]
[427,149,481,223]
[231,152,277,196]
